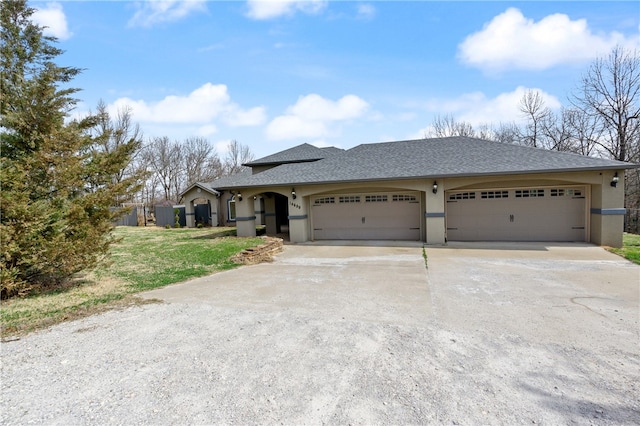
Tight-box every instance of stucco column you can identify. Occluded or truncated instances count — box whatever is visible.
[185,200,195,228]
[288,195,309,243]
[425,180,446,244]
[590,170,625,247]
[254,197,265,226]
[263,195,277,235]
[209,197,219,227]
[234,194,256,238]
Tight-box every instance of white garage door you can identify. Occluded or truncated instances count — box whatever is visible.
[446,187,586,242]
[312,193,421,240]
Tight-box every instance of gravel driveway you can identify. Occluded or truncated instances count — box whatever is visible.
[1,242,638,424]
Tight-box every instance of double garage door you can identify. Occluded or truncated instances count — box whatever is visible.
[310,187,586,242]
[312,192,421,240]
[446,187,586,242]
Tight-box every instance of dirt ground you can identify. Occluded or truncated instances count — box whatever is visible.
[1,242,638,424]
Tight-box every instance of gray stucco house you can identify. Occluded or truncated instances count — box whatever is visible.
[180,137,633,247]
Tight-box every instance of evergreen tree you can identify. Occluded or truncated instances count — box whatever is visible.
[1,0,142,298]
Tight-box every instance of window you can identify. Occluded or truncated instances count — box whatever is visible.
[365,195,388,203]
[314,197,335,204]
[515,189,544,198]
[227,199,236,221]
[339,196,360,203]
[393,194,417,202]
[551,188,583,197]
[480,190,508,199]
[448,192,476,200]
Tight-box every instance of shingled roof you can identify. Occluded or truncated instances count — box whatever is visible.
[209,137,634,189]
[244,143,343,166]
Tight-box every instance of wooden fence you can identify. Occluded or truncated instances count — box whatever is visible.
[155,206,186,227]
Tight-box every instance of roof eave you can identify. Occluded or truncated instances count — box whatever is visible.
[179,182,220,198]
[242,158,325,167]
[212,164,636,190]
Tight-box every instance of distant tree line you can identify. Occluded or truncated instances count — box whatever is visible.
[92,101,256,207]
[136,137,254,207]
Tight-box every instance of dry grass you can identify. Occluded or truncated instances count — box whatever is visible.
[1,226,263,338]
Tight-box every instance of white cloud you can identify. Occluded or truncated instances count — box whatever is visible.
[223,106,267,127]
[32,2,72,40]
[245,0,327,20]
[356,3,375,21]
[266,94,369,140]
[109,83,266,128]
[413,86,561,136]
[458,7,638,72]
[408,126,431,140]
[128,0,206,28]
[458,87,561,125]
[196,124,218,137]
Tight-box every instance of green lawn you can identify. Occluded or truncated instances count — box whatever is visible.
[1,227,262,337]
[607,233,640,265]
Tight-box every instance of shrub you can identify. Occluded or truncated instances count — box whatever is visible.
[0,1,142,299]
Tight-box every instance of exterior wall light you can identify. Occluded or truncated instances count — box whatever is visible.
[237,192,243,201]
[291,188,297,199]
[611,172,619,187]
[432,181,438,194]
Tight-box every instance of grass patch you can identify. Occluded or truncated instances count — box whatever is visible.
[422,246,428,269]
[607,233,640,265]
[1,227,262,338]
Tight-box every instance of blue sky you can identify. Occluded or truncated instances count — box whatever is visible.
[30,1,640,158]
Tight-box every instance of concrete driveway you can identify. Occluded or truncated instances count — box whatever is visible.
[142,241,430,326]
[1,242,638,424]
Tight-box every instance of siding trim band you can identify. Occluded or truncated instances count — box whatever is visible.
[590,208,626,216]
[425,212,445,218]
[235,216,257,222]
[288,215,308,220]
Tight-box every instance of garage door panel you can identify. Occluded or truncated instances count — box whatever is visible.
[312,193,420,240]
[313,204,363,229]
[446,187,586,242]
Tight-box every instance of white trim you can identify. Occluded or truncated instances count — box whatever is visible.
[227,199,237,222]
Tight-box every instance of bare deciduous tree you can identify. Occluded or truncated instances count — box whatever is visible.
[572,46,640,163]
[518,90,551,148]
[426,114,476,138]
[223,139,255,175]
[563,107,602,157]
[492,122,520,145]
[183,137,223,186]
[144,136,183,203]
[537,108,577,152]
[138,136,227,207]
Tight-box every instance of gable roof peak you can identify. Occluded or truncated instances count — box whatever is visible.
[244,142,339,166]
